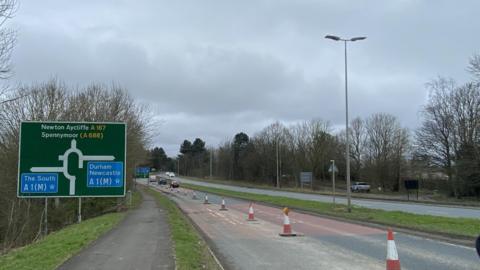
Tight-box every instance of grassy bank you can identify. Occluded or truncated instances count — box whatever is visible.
[182,183,480,239]
[146,187,221,270]
[0,212,125,270]
[180,176,480,206]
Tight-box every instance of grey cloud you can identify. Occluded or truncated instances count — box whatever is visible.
[10,0,480,155]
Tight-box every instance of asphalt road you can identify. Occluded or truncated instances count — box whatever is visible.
[174,177,480,219]
[58,189,175,270]
[151,184,480,270]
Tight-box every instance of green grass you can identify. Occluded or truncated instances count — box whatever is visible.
[146,187,221,270]
[182,183,480,239]
[0,213,125,270]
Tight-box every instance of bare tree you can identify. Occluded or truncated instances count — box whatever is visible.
[364,113,409,190]
[468,54,480,80]
[415,77,480,197]
[349,117,366,181]
[0,0,17,103]
[0,80,151,251]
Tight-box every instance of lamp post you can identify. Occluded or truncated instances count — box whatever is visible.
[325,34,366,213]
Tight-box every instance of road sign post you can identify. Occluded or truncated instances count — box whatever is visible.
[44,198,48,236]
[78,197,82,223]
[17,122,126,198]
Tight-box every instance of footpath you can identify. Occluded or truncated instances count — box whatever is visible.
[57,189,175,270]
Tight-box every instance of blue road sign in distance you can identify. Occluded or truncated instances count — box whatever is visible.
[87,162,124,187]
[20,173,58,193]
[136,167,150,174]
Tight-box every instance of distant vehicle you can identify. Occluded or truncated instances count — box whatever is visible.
[351,182,370,192]
[170,180,179,188]
[148,176,156,182]
[156,176,167,185]
[166,172,175,177]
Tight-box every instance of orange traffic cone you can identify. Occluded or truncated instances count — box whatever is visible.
[386,228,401,270]
[219,197,228,211]
[247,203,256,221]
[203,194,210,204]
[279,207,297,237]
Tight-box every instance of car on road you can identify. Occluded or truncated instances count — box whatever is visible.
[351,182,370,192]
[157,178,167,185]
[148,176,156,182]
[170,180,180,188]
[166,172,176,177]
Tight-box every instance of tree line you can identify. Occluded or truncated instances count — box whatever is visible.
[0,80,150,251]
[158,55,480,198]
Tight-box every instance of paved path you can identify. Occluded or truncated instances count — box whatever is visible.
[58,189,175,270]
[175,177,480,219]
[153,185,480,270]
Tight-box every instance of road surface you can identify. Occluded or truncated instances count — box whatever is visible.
[174,176,480,219]
[151,184,479,270]
[58,189,175,270]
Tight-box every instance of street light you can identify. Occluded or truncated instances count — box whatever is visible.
[325,34,366,213]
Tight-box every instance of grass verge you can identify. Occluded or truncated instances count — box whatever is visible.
[0,212,125,270]
[181,176,480,206]
[146,187,221,270]
[183,183,480,239]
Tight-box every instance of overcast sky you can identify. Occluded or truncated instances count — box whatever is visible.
[10,0,480,156]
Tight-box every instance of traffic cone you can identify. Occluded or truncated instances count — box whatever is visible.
[219,197,228,211]
[192,191,198,200]
[203,194,210,204]
[279,207,296,237]
[386,228,401,270]
[247,203,256,221]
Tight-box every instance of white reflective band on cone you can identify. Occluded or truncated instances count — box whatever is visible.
[387,240,399,260]
[284,214,290,225]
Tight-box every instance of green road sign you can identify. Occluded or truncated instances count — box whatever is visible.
[17,122,126,198]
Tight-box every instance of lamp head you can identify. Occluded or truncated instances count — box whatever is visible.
[325,35,341,41]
